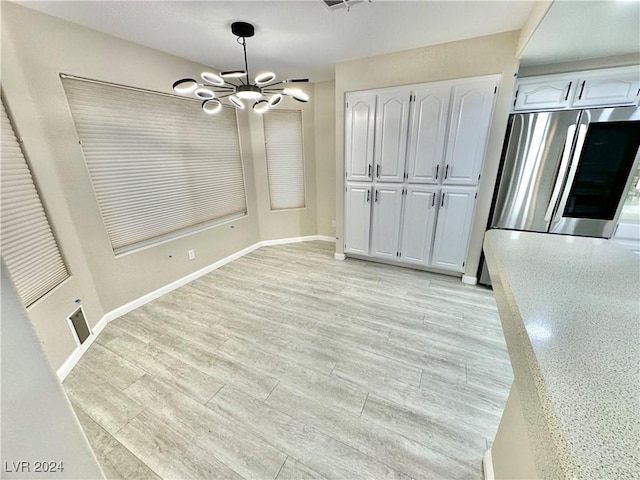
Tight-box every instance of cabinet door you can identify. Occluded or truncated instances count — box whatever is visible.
[345,93,376,181]
[399,186,439,266]
[431,186,476,272]
[572,73,640,107]
[345,184,372,255]
[374,89,411,183]
[406,85,451,184]
[443,79,497,186]
[513,79,574,111]
[370,185,404,259]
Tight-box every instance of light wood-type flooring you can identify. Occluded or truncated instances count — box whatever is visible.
[64,241,513,480]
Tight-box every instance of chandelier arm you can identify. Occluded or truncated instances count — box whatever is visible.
[263,88,286,92]
[216,93,236,99]
[241,37,249,86]
[210,86,236,91]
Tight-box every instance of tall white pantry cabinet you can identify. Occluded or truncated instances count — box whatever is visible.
[344,75,499,273]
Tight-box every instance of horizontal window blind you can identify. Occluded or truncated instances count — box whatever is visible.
[263,110,306,210]
[1,100,69,307]
[62,76,247,254]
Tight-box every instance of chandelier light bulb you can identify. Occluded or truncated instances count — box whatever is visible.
[229,95,245,109]
[173,79,198,94]
[201,72,225,86]
[202,99,222,115]
[283,88,309,103]
[268,94,283,107]
[221,70,247,79]
[195,88,216,100]
[255,72,276,85]
[253,100,270,113]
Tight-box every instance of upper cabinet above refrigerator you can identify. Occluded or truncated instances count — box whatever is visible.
[513,65,640,112]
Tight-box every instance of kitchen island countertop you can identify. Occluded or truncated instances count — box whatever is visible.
[483,230,639,479]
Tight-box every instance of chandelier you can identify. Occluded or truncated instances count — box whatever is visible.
[172,21,309,114]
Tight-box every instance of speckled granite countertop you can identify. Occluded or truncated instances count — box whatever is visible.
[483,230,640,479]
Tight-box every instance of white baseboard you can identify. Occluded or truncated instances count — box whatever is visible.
[57,235,335,381]
[261,234,334,247]
[56,313,109,381]
[462,275,478,285]
[483,448,495,480]
[334,253,346,260]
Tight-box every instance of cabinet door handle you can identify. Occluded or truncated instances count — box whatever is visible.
[565,81,573,101]
[441,192,445,207]
[366,189,370,202]
[368,164,372,177]
[435,164,439,180]
[375,189,378,202]
[577,81,585,100]
[432,192,436,207]
[376,164,380,178]
[444,164,449,180]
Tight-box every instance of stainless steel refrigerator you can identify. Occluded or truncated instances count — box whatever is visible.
[479,106,640,285]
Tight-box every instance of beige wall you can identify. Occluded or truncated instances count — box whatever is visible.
[314,81,337,238]
[249,94,318,241]
[334,31,520,279]
[1,3,321,369]
[1,261,104,479]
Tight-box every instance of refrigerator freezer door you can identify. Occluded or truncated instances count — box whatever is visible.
[492,110,581,232]
[550,107,640,237]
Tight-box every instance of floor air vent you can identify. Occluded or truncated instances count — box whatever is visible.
[68,307,91,345]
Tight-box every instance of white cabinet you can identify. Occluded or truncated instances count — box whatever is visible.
[513,79,573,111]
[345,93,376,181]
[513,66,640,112]
[370,185,404,259]
[399,186,439,266]
[443,78,497,185]
[374,89,411,183]
[406,85,451,184]
[345,184,372,255]
[572,72,640,107]
[343,75,497,275]
[431,186,477,271]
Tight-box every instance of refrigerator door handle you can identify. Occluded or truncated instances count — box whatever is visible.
[544,124,577,222]
[552,124,589,223]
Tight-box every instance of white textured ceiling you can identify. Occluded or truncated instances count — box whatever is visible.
[14,0,536,82]
[520,0,640,66]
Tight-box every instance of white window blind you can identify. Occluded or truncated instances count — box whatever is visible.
[62,76,247,254]
[1,100,69,307]
[263,110,306,210]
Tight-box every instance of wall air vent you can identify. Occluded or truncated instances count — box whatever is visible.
[67,307,91,345]
[322,0,368,12]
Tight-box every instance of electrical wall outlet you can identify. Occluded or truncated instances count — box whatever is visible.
[331,219,336,227]
[188,249,195,260]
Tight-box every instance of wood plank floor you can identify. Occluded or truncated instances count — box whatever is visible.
[64,241,513,480]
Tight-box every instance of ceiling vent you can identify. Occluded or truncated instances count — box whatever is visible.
[322,0,367,12]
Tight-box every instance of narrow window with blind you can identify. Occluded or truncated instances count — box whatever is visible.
[61,76,248,255]
[1,99,70,307]
[263,110,306,210]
